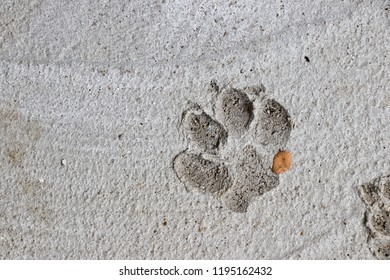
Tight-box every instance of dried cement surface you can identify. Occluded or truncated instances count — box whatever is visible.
[1,0,390,259]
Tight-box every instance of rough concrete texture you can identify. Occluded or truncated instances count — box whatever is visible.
[1,0,390,259]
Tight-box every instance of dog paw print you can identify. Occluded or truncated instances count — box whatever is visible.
[173,83,292,212]
[358,175,390,259]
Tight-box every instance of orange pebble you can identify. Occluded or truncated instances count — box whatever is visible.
[272,150,292,174]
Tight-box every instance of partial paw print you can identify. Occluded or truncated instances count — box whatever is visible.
[358,175,390,259]
[173,82,292,212]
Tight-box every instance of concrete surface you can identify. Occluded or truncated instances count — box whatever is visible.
[1,0,390,259]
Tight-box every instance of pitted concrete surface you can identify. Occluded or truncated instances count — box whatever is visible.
[1,0,390,259]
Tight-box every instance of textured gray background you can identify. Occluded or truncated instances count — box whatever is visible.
[1,0,389,259]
